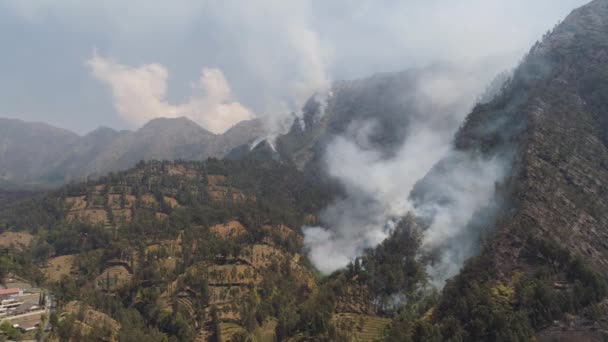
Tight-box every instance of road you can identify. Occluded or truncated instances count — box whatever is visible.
[39,293,54,342]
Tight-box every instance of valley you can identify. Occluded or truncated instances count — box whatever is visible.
[2,0,608,341]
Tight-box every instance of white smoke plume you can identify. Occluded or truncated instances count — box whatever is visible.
[201,1,331,137]
[303,65,510,287]
[86,51,254,134]
[412,152,509,287]
[303,124,449,274]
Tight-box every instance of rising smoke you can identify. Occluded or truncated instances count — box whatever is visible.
[411,151,511,287]
[303,64,514,287]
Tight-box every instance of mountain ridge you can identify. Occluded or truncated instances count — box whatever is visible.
[0,116,265,188]
[405,0,608,339]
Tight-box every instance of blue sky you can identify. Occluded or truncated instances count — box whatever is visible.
[0,0,589,134]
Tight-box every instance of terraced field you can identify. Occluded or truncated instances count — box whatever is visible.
[218,322,246,342]
[95,265,133,290]
[0,231,33,250]
[44,254,76,282]
[209,220,248,240]
[332,313,391,342]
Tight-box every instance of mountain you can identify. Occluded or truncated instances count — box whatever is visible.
[0,117,265,188]
[274,63,474,170]
[0,118,79,185]
[400,0,608,340]
[0,158,337,341]
[3,1,608,341]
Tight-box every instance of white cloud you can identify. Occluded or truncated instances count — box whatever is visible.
[86,52,253,133]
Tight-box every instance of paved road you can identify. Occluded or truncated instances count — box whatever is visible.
[39,294,54,342]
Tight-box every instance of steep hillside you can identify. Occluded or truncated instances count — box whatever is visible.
[0,156,411,341]
[4,1,608,341]
[392,0,608,340]
[0,117,265,188]
[476,0,608,280]
[0,158,338,341]
[82,117,217,179]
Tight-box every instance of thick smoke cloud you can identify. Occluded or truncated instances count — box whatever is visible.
[303,65,498,277]
[303,124,449,274]
[304,124,509,288]
[303,61,517,287]
[412,152,509,287]
[86,52,253,134]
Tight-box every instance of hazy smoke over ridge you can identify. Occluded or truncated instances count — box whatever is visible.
[303,65,508,282]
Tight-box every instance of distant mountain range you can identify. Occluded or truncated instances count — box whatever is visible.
[0,117,265,188]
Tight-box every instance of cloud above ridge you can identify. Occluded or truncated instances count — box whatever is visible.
[86,51,253,133]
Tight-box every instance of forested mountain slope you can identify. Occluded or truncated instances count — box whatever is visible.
[396,0,608,340]
[0,158,337,341]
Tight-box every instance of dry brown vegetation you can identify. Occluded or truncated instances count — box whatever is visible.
[217,322,245,342]
[155,212,168,221]
[95,265,133,291]
[44,255,76,282]
[66,209,108,225]
[140,193,158,207]
[163,196,180,209]
[241,244,284,269]
[331,313,391,342]
[262,224,302,245]
[166,164,201,178]
[0,231,33,250]
[207,175,227,187]
[334,283,376,315]
[208,187,248,203]
[209,220,248,240]
[62,301,121,341]
[106,194,136,209]
[145,236,182,257]
[207,264,260,286]
[303,214,317,225]
[92,185,106,194]
[65,196,87,211]
[111,209,132,223]
[209,286,250,306]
